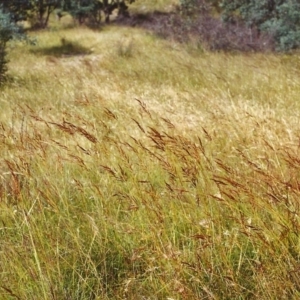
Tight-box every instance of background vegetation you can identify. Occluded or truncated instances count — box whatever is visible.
[1,0,300,299]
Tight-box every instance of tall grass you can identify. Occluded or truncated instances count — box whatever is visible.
[1,23,300,299]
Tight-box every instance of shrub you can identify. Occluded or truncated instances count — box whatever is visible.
[126,3,274,52]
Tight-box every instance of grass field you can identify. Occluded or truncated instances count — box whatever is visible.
[1,7,300,299]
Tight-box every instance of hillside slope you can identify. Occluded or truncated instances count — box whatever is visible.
[1,24,300,299]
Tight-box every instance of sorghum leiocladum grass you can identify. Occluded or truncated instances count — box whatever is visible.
[1,24,300,299]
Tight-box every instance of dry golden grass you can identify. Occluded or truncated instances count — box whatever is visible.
[1,21,300,299]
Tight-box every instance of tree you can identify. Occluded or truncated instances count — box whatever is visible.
[63,0,135,24]
[0,6,27,85]
[0,0,136,27]
[0,0,31,22]
[0,0,60,28]
[220,0,300,51]
[62,0,102,24]
[28,0,61,28]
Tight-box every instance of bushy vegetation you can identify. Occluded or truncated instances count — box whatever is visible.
[0,0,136,27]
[1,0,300,52]
[0,6,26,85]
[221,0,300,51]
[132,0,299,52]
[1,19,300,298]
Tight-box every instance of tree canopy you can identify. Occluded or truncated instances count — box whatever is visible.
[0,0,135,28]
[220,0,300,50]
[0,5,28,84]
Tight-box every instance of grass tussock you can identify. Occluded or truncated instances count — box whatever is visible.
[1,24,300,299]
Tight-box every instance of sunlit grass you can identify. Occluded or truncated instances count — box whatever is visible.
[130,0,177,13]
[1,21,300,299]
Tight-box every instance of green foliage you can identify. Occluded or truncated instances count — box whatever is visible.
[261,2,300,51]
[0,0,136,27]
[0,0,61,28]
[57,0,136,24]
[28,0,61,28]
[0,6,26,85]
[63,0,102,24]
[0,0,31,22]
[221,0,300,51]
